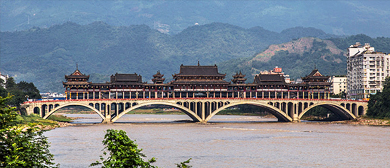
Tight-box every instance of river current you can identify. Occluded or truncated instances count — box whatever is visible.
[44,114,390,167]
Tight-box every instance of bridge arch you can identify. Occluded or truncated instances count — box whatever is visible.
[33,107,40,115]
[205,101,293,122]
[111,101,202,123]
[43,103,105,120]
[298,102,356,120]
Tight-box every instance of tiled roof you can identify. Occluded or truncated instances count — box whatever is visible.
[65,69,89,79]
[110,73,142,83]
[171,80,230,85]
[174,64,225,76]
[254,74,285,83]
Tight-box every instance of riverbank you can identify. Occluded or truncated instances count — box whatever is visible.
[330,118,390,126]
[16,114,77,131]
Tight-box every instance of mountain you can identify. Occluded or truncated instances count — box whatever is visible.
[218,37,346,82]
[1,22,389,93]
[1,1,390,37]
[1,22,331,92]
[218,36,390,82]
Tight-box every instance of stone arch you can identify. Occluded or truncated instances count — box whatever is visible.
[125,102,131,109]
[218,101,224,108]
[205,101,293,122]
[352,103,357,116]
[20,107,27,116]
[43,103,105,120]
[298,102,356,120]
[346,103,351,111]
[183,102,189,108]
[95,103,100,110]
[118,102,124,113]
[287,102,294,117]
[41,104,47,117]
[298,102,303,114]
[358,106,364,116]
[303,102,309,110]
[274,102,280,108]
[190,102,196,111]
[49,104,54,112]
[281,102,287,113]
[111,101,202,123]
[33,107,40,115]
[211,101,217,111]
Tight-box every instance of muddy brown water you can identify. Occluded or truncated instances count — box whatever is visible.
[44,114,390,167]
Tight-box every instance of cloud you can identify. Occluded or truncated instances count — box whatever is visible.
[261,5,291,17]
[344,1,390,16]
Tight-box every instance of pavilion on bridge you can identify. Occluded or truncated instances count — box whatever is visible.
[63,63,331,100]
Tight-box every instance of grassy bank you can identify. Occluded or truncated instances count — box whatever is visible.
[14,114,74,130]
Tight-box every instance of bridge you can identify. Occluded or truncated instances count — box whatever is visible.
[21,98,367,123]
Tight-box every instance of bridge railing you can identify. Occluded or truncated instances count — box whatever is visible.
[22,97,368,105]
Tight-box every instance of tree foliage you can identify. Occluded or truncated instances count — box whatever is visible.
[176,158,192,168]
[0,96,57,167]
[2,77,41,110]
[91,129,192,168]
[90,129,157,168]
[366,77,390,118]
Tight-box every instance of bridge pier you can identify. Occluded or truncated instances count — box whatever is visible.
[102,116,112,123]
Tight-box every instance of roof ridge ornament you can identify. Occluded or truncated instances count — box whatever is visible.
[198,60,200,66]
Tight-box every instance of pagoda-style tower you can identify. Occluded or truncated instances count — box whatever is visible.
[301,69,330,90]
[232,71,246,84]
[171,63,229,86]
[63,68,90,89]
[152,71,165,84]
[63,68,91,100]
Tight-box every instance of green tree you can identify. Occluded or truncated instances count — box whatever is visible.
[367,77,390,118]
[4,78,41,110]
[90,129,157,168]
[176,159,192,168]
[0,95,57,167]
[5,78,16,90]
[0,78,7,98]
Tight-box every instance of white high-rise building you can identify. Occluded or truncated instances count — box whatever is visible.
[330,76,347,95]
[347,42,390,100]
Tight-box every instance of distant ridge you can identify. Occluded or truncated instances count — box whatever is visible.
[1,22,389,92]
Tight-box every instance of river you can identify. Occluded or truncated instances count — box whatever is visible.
[44,114,390,167]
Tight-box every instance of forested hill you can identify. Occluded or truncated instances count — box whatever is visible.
[0,22,334,92]
[2,22,390,93]
[218,34,390,83]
